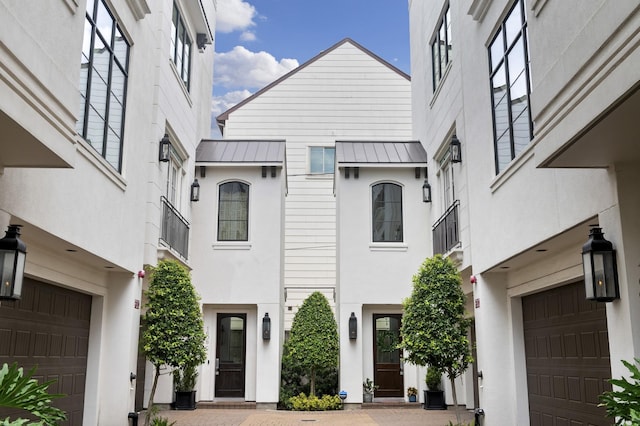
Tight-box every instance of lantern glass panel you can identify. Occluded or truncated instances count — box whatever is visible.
[582,252,594,299]
[0,250,17,298]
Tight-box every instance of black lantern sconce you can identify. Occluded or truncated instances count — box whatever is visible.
[450,135,462,164]
[190,179,200,202]
[159,134,171,162]
[422,180,432,203]
[262,313,271,340]
[348,312,357,340]
[582,227,620,302]
[0,225,27,300]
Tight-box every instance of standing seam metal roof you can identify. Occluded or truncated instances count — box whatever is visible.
[196,140,286,163]
[335,141,427,164]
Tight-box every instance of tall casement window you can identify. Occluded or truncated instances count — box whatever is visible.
[489,0,532,174]
[432,4,452,90]
[372,183,403,243]
[171,3,192,90]
[309,147,335,174]
[77,0,130,171]
[167,148,184,208]
[218,182,249,241]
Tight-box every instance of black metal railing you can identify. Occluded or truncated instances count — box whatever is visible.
[160,196,190,259]
[432,200,460,255]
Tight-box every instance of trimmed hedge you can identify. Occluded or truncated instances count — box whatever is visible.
[289,393,342,411]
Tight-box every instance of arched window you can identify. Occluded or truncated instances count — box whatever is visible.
[372,183,403,242]
[218,182,249,241]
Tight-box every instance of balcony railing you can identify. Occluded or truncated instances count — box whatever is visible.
[160,196,190,259]
[432,200,460,255]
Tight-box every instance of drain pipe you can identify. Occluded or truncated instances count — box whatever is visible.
[128,412,138,426]
[474,408,485,426]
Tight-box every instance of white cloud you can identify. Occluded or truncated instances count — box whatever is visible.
[211,89,253,118]
[216,0,257,33]
[214,46,299,90]
[240,31,256,42]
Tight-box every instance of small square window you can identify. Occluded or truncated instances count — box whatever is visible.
[309,147,335,174]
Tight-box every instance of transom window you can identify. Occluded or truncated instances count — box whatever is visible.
[372,183,403,243]
[218,182,249,241]
[171,3,192,90]
[77,0,130,172]
[309,147,335,174]
[432,4,452,90]
[489,0,533,174]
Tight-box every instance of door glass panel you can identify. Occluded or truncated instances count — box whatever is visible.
[219,316,244,364]
[375,317,400,363]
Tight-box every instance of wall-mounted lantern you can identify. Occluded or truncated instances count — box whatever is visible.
[582,227,619,302]
[262,313,271,340]
[349,312,357,340]
[190,179,200,202]
[0,225,27,300]
[159,134,171,162]
[450,135,462,163]
[422,180,432,203]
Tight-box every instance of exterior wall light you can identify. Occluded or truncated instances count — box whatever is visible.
[349,312,357,339]
[262,313,271,340]
[582,227,619,302]
[422,180,432,203]
[0,224,27,300]
[190,179,200,202]
[159,134,171,162]
[450,135,462,163]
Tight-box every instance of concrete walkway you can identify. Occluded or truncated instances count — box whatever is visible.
[154,407,475,426]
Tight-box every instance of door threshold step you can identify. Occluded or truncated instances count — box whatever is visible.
[362,402,422,409]
[197,401,257,409]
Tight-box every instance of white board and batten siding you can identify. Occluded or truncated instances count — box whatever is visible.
[221,39,412,328]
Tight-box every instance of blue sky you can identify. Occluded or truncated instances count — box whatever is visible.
[212,0,410,135]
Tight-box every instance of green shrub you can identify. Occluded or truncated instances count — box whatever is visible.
[600,358,640,424]
[289,393,342,411]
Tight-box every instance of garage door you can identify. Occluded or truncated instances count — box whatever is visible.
[523,281,612,426]
[0,278,91,426]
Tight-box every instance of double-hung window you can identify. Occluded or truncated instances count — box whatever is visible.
[309,147,335,175]
[171,3,192,90]
[489,0,533,174]
[432,4,452,90]
[218,182,249,241]
[77,0,130,172]
[372,183,403,243]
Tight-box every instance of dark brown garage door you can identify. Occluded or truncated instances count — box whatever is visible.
[523,281,612,426]
[0,278,91,426]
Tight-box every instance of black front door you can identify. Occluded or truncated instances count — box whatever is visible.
[215,314,246,397]
[373,314,403,397]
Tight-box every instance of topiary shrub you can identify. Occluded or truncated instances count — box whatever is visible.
[282,292,338,397]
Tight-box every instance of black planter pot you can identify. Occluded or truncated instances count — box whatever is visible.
[423,390,446,410]
[174,390,197,410]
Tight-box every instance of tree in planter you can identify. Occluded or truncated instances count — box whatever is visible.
[399,255,473,424]
[141,260,207,426]
[282,292,338,398]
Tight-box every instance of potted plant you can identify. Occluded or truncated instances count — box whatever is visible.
[173,364,198,410]
[362,378,378,403]
[424,367,446,410]
[407,386,418,402]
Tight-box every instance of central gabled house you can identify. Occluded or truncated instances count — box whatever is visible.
[191,38,432,406]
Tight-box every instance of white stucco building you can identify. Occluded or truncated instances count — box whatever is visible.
[190,38,430,407]
[0,0,214,424]
[409,0,640,424]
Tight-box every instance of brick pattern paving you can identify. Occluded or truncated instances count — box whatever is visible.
[154,407,475,426]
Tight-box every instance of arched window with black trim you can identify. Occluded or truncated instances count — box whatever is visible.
[372,183,403,242]
[218,181,249,241]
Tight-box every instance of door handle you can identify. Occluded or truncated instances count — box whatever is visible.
[215,358,220,376]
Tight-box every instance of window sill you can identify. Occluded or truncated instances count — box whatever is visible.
[213,242,252,250]
[429,60,453,108]
[369,243,408,252]
[306,173,334,180]
[489,143,535,193]
[169,59,193,106]
[76,136,127,191]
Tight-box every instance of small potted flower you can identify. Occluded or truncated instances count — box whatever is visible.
[407,386,418,402]
[362,378,378,403]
